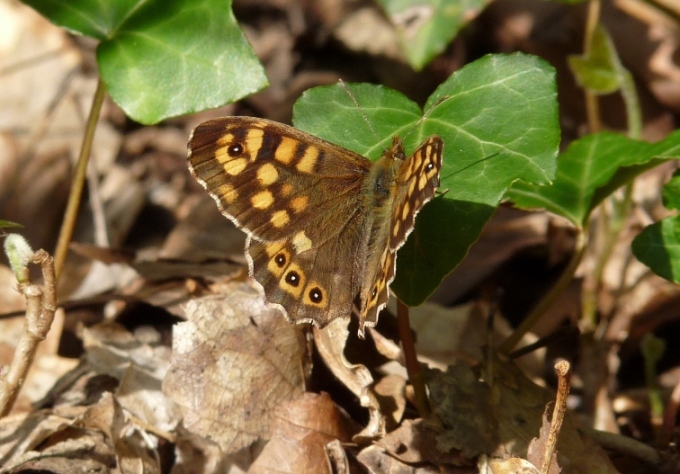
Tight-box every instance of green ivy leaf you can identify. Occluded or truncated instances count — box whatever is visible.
[508,131,680,228]
[568,24,621,94]
[632,217,680,284]
[662,171,680,211]
[294,53,559,306]
[377,0,490,70]
[22,0,267,124]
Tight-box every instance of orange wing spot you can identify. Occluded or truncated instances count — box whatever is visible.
[296,146,319,173]
[257,163,279,186]
[264,241,286,257]
[271,210,290,228]
[408,179,417,196]
[216,133,236,148]
[392,219,401,237]
[401,200,411,221]
[418,173,428,191]
[245,128,264,162]
[290,195,309,213]
[275,136,298,165]
[223,157,247,176]
[216,183,238,204]
[251,190,274,209]
[281,183,293,197]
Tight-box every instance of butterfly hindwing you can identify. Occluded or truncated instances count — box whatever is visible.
[389,136,443,250]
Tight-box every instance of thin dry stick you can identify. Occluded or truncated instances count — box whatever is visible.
[396,299,430,417]
[540,360,572,474]
[0,250,57,416]
[53,78,107,280]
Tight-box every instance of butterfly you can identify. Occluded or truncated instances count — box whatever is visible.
[187,116,442,336]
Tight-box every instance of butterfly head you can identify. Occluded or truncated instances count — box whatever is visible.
[386,136,406,163]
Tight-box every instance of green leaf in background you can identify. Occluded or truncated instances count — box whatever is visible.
[0,220,24,229]
[508,131,680,228]
[377,0,490,71]
[632,217,680,284]
[662,171,680,211]
[632,173,680,284]
[294,53,559,306]
[568,24,621,94]
[22,0,268,124]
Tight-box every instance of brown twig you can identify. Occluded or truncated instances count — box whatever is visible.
[0,250,57,416]
[396,299,430,417]
[540,360,571,474]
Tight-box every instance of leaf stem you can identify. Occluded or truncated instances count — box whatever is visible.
[53,78,106,281]
[396,299,430,417]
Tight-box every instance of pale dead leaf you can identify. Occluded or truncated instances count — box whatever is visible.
[373,374,407,430]
[249,392,350,474]
[82,322,181,432]
[374,419,464,467]
[357,443,463,474]
[526,405,561,474]
[164,282,307,454]
[314,318,385,442]
[482,455,539,474]
[78,392,160,474]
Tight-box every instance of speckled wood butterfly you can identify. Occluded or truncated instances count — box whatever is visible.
[187,116,442,336]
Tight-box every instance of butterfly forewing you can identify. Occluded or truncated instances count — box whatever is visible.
[188,117,371,243]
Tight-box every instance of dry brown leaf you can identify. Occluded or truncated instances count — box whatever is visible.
[249,392,350,474]
[374,419,465,467]
[481,455,539,474]
[357,443,465,474]
[81,322,181,434]
[526,405,561,474]
[78,392,160,474]
[164,282,307,454]
[313,318,385,442]
[426,354,618,473]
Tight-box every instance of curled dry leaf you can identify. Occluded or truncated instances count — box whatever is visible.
[163,282,307,454]
[426,355,618,474]
[249,392,350,474]
[313,318,385,442]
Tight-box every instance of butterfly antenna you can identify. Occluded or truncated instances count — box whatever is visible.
[402,94,451,141]
[339,79,380,141]
[440,152,501,182]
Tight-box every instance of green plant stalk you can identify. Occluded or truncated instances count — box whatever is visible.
[396,299,430,417]
[584,0,602,134]
[582,184,633,328]
[642,335,665,429]
[499,229,587,353]
[53,78,106,280]
[620,68,642,140]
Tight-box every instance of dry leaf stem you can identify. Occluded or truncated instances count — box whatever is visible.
[396,299,430,417]
[53,77,106,280]
[540,361,571,474]
[0,250,57,416]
